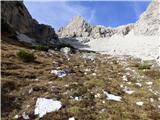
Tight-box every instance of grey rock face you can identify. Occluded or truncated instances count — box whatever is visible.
[1,1,33,33]
[1,1,58,44]
[134,0,160,35]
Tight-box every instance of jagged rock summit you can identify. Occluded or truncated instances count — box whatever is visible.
[58,16,134,39]
[58,16,92,38]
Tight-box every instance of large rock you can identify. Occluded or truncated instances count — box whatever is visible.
[1,1,58,44]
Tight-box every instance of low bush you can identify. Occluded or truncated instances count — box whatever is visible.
[138,63,151,70]
[34,45,49,51]
[16,50,35,62]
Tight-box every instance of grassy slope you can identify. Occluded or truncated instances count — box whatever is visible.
[1,37,160,120]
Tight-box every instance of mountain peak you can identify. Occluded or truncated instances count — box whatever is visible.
[68,16,89,27]
[58,16,92,38]
[71,16,84,21]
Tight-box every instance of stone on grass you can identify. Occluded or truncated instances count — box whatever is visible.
[60,47,71,56]
[22,112,29,120]
[136,101,144,106]
[68,117,75,120]
[51,70,66,78]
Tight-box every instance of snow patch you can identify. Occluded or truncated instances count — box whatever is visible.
[77,32,159,63]
[34,98,62,118]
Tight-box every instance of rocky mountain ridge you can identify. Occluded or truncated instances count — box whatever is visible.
[58,0,159,39]
[58,16,134,39]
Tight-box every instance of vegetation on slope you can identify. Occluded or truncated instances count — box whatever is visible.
[1,37,160,120]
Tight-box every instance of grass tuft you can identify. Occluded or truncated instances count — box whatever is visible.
[34,45,49,51]
[16,50,35,62]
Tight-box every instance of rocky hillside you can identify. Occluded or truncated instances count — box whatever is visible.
[134,0,160,35]
[58,0,159,38]
[1,1,58,45]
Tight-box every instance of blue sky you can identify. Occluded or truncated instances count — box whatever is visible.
[24,1,150,30]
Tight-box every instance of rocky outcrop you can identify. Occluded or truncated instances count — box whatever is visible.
[1,1,58,44]
[134,0,160,35]
[90,25,115,38]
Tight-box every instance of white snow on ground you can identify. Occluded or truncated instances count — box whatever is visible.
[34,98,62,118]
[104,91,122,101]
[86,31,159,61]
[69,31,159,62]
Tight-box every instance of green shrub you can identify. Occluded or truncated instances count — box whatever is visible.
[138,63,151,70]
[34,45,49,51]
[16,50,35,62]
